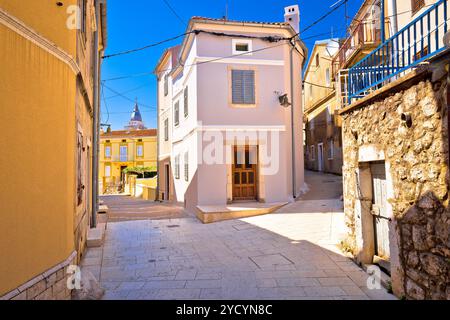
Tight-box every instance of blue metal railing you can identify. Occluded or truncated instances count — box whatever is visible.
[348,0,449,102]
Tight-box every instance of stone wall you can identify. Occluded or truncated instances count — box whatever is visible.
[341,75,449,300]
[0,251,76,300]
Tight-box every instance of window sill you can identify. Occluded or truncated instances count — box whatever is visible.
[230,103,257,109]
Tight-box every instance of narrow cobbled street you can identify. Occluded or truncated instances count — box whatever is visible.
[81,171,396,300]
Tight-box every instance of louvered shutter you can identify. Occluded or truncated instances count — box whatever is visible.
[232,70,255,104]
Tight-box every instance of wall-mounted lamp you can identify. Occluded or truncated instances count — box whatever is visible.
[274,91,291,108]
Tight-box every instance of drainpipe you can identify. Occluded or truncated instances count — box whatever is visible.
[290,41,297,200]
[388,0,398,36]
[91,0,100,228]
[156,76,160,202]
[380,0,386,43]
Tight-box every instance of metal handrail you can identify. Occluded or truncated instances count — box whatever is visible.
[348,0,449,102]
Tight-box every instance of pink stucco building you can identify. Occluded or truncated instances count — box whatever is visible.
[155,5,307,217]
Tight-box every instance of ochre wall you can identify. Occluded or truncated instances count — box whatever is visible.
[0,24,76,295]
[0,0,77,56]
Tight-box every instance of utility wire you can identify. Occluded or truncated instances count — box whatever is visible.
[100,83,110,124]
[102,83,157,109]
[102,31,195,59]
[299,0,348,35]
[103,41,290,82]
[303,81,335,90]
[162,0,187,26]
[105,83,149,100]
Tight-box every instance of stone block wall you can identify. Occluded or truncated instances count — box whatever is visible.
[0,251,77,300]
[341,76,449,300]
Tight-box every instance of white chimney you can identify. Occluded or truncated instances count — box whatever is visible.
[284,5,300,34]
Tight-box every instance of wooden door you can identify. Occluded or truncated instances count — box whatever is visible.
[317,143,324,172]
[371,161,390,272]
[232,146,257,201]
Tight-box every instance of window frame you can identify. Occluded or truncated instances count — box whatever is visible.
[164,74,169,97]
[229,67,257,108]
[184,152,189,182]
[164,118,169,141]
[104,145,111,158]
[174,101,180,127]
[184,87,189,118]
[136,144,144,158]
[310,145,316,161]
[325,68,331,87]
[105,164,111,177]
[328,139,334,160]
[174,155,180,180]
[232,39,253,55]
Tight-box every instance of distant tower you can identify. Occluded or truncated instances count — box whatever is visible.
[125,99,146,130]
[284,5,300,34]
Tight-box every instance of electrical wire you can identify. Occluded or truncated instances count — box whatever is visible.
[162,0,187,26]
[102,83,157,109]
[299,0,348,35]
[100,83,110,124]
[103,41,290,82]
[102,31,195,59]
[105,83,149,100]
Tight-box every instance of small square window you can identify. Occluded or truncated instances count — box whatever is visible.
[232,39,252,55]
[235,43,249,52]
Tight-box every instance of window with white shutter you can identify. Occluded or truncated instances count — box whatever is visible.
[174,101,180,126]
[174,155,180,179]
[164,118,169,141]
[231,70,255,105]
[184,152,189,182]
[184,87,188,117]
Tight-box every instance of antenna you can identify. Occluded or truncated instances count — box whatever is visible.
[225,0,229,20]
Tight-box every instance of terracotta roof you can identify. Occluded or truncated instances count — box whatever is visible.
[100,129,157,139]
[190,16,290,27]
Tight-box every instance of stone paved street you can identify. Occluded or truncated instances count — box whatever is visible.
[81,171,396,300]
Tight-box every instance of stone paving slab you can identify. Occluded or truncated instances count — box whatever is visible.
[80,172,397,300]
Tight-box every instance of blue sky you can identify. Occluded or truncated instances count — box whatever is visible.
[101,0,363,130]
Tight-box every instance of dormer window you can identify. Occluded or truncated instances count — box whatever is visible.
[232,39,252,55]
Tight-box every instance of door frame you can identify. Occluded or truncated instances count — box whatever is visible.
[317,143,324,172]
[232,145,258,202]
[165,164,170,201]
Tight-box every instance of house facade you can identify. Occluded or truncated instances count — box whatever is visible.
[99,103,157,194]
[304,39,343,174]
[340,0,449,300]
[156,6,307,216]
[0,0,107,299]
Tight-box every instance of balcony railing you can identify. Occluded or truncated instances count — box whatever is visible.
[348,0,449,102]
[332,21,384,79]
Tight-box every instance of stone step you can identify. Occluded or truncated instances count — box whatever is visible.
[86,223,106,248]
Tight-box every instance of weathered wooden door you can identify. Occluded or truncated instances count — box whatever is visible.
[371,162,390,271]
[232,146,257,201]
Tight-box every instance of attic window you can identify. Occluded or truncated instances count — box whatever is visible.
[236,43,249,52]
[232,39,252,55]
[122,139,127,143]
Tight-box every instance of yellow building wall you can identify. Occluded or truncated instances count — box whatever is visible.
[99,136,158,186]
[0,24,76,295]
[0,0,77,56]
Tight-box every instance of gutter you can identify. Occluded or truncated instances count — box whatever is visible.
[91,0,100,228]
[290,42,297,200]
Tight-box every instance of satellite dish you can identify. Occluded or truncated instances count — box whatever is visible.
[444,31,450,48]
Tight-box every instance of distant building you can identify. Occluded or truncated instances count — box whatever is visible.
[99,103,157,194]
[125,101,147,130]
[304,39,342,174]
[0,0,107,300]
[155,5,307,217]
